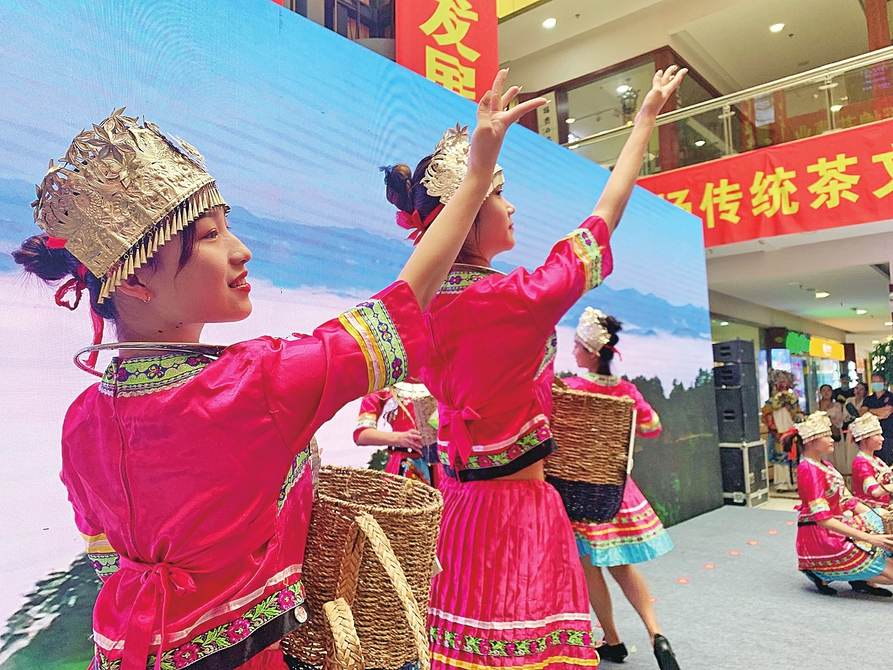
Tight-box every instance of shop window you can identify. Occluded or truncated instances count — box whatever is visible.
[325,0,394,40]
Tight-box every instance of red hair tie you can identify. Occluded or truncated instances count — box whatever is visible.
[45,235,68,249]
[395,204,445,245]
[54,264,104,370]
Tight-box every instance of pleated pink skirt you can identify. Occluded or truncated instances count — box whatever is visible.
[429,477,600,670]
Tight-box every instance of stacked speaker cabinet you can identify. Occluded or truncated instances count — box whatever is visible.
[713,339,768,507]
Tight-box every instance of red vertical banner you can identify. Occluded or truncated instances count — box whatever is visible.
[396,0,499,102]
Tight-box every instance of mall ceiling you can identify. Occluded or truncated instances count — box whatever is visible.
[499,0,870,91]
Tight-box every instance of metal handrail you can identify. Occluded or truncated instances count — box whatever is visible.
[564,44,893,149]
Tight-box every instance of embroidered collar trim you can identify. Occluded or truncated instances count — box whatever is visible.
[582,372,620,387]
[100,354,213,397]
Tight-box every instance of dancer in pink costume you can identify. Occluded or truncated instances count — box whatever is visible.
[789,413,893,598]
[12,73,541,670]
[564,309,678,670]
[384,68,686,670]
[850,413,893,505]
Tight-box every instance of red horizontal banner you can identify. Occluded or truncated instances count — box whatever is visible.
[396,0,498,101]
[638,117,893,247]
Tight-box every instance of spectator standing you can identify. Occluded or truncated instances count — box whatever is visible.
[861,373,893,465]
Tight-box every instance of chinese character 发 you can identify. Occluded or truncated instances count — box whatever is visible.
[699,179,743,228]
[420,0,481,62]
[751,167,799,218]
[426,45,476,99]
[872,144,893,199]
[807,153,860,209]
[658,189,693,213]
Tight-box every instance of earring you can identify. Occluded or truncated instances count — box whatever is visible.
[143,295,151,304]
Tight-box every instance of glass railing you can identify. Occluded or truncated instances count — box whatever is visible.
[564,46,893,175]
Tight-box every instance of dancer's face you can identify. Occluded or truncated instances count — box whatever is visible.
[809,435,835,454]
[573,341,599,371]
[865,433,884,452]
[132,207,253,326]
[473,188,516,260]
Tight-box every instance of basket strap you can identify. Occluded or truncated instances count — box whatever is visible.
[334,519,365,606]
[354,513,431,670]
[323,597,365,670]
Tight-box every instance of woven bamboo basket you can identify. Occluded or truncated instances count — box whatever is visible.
[412,394,438,448]
[545,379,637,523]
[282,466,442,670]
[880,508,893,535]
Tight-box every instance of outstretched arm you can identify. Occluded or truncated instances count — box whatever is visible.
[397,70,546,310]
[592,66,687,234]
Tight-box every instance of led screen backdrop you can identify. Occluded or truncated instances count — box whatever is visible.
[0,1,720,667]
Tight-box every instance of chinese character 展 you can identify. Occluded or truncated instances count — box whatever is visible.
[807,153,860,209]
[699,179,743,228]
[426,46,476,99]
[872,144,893,199]
[751,167,799,217]
[420,0,481,62]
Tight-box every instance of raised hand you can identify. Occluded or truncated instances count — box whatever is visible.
[636,65,688,122]
[467,69,547,176]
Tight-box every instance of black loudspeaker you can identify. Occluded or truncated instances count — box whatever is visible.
[715,385,761,443]
[713,362,757,389]
[713,339,755,364]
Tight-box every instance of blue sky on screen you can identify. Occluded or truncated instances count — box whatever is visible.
[0,0,708,314]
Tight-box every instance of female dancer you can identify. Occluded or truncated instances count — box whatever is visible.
[563,309,678,669]
[850,413,893,505]
[383,67,686,670]
[354,382,437,485]
[791,413,893,597]
[12,73,542,670]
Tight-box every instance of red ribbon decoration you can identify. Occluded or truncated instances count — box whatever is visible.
[53,264,104,370]
[395,204,445,245]
[45,235,68,249]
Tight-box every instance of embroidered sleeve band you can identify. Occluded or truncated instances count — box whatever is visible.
[82,532,120,582]
[564,228,605,292]
[338,299,408,394]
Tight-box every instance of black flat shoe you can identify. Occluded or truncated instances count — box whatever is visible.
[802,570,837,596]
[653,635,681,670]
[850,580,893,597]
[596,641,628,663]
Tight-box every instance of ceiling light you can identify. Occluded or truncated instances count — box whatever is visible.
[886,321,893,326]
[770,23,785,33]
[856,308,868,315]
[830,104,843,113]
[695,140,706,147]
[542,17,557,29]
[566,117,576,124]
[616,85,631,94]
[815,291,830,299]
[719,321,730,326]
[873,340,881,345]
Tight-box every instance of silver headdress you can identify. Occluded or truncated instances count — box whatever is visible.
[575,307,611,354]
[421,124,504,205]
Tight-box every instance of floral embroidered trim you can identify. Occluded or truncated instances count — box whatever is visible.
[95,581,308,670]
[355,412,379,431]
[278,449,310,513]
[636,414,662,438]
[81,533,120,581]
[535,332,557,379]
[806,498,831,517]
[429,625,595,657]
[440,424,552,471]
[564,228,604,291]
[439,264,504,295]
[581,372,619,387]
[100,355,212,397]
[339,299,407,394]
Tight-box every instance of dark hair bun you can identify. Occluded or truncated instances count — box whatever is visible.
[381,164,413,213]
[12,234,78,282]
